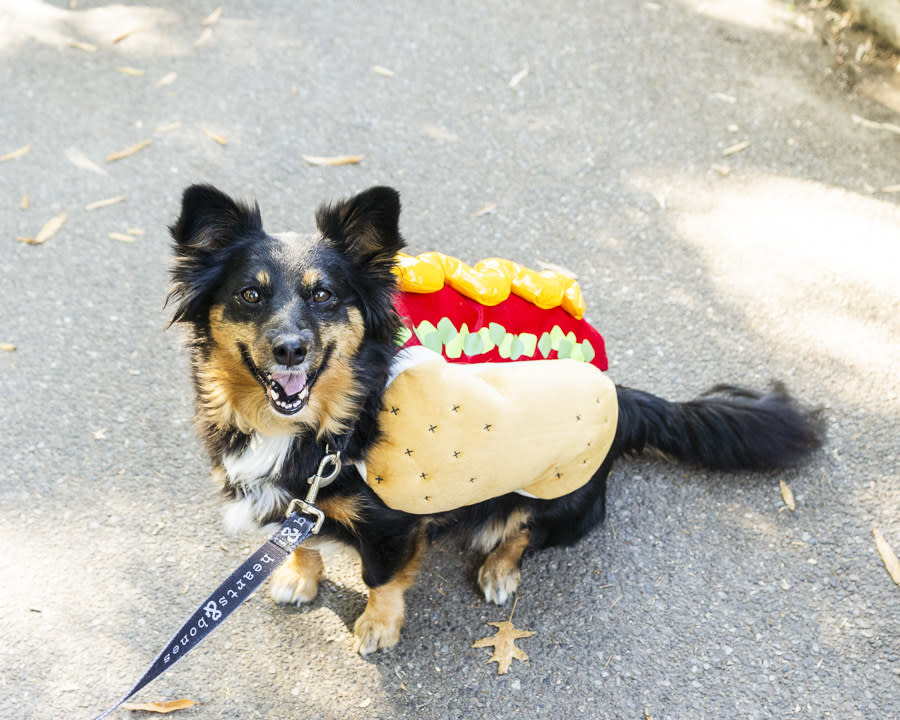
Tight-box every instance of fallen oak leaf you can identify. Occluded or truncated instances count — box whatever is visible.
[120,698,198,714]
[472,618,535,674]
[302,154,363,166]
[872,527,900,585]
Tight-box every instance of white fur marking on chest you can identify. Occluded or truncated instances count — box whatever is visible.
[222,433,294,534]
[223,433,293,488]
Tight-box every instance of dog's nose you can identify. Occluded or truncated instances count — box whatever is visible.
[272,331,311,367]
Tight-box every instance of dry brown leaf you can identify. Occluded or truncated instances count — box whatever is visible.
[204,129,228,146]
[193,27,212,47]
[115,66,145,76]
[472,620,535,674]
[65,147,108,175]
[69,40,97,52]
[302,154,363,166]
[852,114,900,136]
[156,121,181,133]
[722,139,752,157]
[779,479,796,511]
[85,195,127,211]
[0,343,16,352]
[1,145,31,162]
[203,7,223,26]
[36,213,67,243]
[109,232,136,243]
[120,698,197,714]
[21,194,29,210]
[106,139,152,162]
[509,64,529,88]
[20,212,67,245]
[111,28,140,44]
[157,72,177,87]
[872,527,900,585]
[471,203,497,217]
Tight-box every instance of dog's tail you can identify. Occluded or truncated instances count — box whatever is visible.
[610,383,824,471]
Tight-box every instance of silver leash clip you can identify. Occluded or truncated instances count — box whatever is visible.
[285,448,342,534]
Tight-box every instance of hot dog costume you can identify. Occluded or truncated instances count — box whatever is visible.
[358,252,618,514]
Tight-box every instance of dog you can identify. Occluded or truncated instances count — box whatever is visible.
[168,183,823,654]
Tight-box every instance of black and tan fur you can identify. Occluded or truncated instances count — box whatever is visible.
[169,184,823,654]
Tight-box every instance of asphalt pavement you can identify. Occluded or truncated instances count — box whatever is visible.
[1,1,898,719]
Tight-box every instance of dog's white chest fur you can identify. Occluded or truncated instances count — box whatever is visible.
[221,433,293,533]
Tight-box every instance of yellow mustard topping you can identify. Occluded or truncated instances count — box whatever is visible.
[394,251,585,320]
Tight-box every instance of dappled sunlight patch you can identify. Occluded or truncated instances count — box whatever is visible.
[676,0,799,34]
[629,170,900,412]
[0,1,181,54]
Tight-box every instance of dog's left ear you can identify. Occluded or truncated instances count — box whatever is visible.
[316,186,406,268]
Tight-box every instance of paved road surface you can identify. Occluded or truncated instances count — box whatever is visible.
[1,1,898,718]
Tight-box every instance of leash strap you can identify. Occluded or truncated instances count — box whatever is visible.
[92,511,316,720]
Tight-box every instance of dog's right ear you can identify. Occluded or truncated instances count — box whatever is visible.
[168,185,262,326]
[170,184,263,250]
[315,185,405,269]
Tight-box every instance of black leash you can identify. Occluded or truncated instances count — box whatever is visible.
[91,452,342,719]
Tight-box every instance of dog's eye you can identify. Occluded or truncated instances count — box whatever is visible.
[312,288,332,304]
[240,287,261,304]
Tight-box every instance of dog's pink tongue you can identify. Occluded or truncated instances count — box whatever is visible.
[272,371,307,396]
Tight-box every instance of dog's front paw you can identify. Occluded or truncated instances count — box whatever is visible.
[269,548,323,605]
[478,558,521,605]
[352,610,403,655]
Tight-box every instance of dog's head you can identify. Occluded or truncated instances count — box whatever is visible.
[169,184,405,436]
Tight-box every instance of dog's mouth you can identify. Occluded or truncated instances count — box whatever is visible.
[241,347,317,416]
